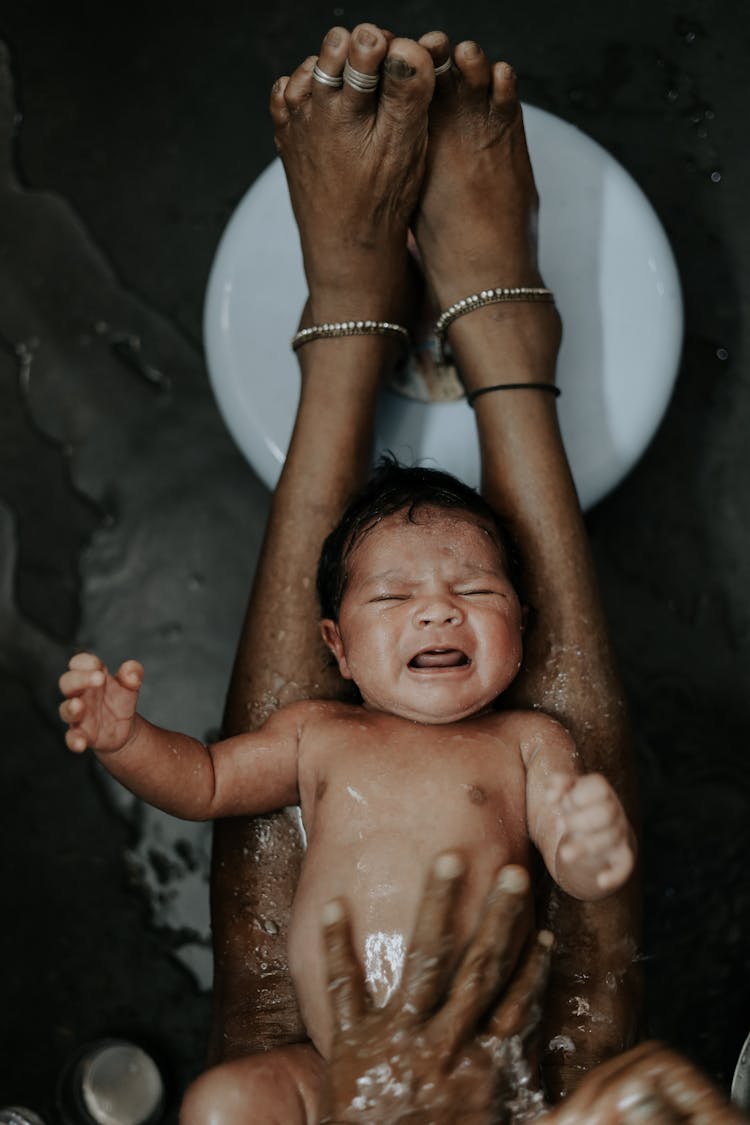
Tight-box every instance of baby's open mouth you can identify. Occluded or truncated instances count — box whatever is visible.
[409,648,470,670]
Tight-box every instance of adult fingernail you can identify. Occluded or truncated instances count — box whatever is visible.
[356,28,377,47]
[384,55,417,79]
[462,41,481,58]
[435,852,464,879]
[322,899,345,925]
[326,28,343,48]
[497,866,529,893]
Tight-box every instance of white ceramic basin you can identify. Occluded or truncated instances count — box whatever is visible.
[204,105,683,510]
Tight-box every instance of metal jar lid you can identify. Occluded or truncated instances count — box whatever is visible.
[57,1040,164,1125]
[0,1109,47,1125]
[732,1029,750,1111]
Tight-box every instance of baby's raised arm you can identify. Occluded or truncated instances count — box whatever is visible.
[520,713,635,900]
[58,652,302,820]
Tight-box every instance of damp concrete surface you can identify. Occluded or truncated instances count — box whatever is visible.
[1,0,749,1118]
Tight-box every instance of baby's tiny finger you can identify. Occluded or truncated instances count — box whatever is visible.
[59,668,104,696]
[59,697,83,723]
[116,660,144,688]
[597,844,635,890]
[563,801,616,836]
[559,839,584,866]
[597,869,624,892]
[65,728,88,753]
[68,651,104,672]
[565,773,612,809]
[545,773,572,802]
[574,824,622,857]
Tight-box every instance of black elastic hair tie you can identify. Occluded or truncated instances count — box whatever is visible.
[466,382,561,408]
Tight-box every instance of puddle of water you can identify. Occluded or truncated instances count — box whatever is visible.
[0,38,271,988]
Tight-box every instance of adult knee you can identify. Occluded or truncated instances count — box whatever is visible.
[181,1064,247,1125]
[180,1051,317,1125]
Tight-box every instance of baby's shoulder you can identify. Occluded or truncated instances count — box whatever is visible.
[275,696,362,734]
[488,707,572,746]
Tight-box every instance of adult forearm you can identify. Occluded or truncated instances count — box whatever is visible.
[452,311,634,799]
[224,332,399,731]
[451,311,642,1091]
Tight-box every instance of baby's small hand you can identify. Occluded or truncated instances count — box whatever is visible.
[58,652,144,754]
[548,772,635,893]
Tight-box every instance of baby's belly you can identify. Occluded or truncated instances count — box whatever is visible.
[287,825,529,1056]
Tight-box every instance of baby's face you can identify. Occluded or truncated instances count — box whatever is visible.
[321,508,523,724]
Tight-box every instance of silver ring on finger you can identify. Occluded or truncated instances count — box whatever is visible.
[343,59,380,92]
[433,56,452,76]
[313,62,344,88]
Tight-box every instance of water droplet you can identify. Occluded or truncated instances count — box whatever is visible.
[716,348,729,361]
[710,169,722,183]
[674,16,704,44]
[666,88,679,102]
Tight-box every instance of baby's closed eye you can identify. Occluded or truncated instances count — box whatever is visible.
[456,587,508,599]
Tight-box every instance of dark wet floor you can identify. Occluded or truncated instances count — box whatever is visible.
[1,0,749,1118]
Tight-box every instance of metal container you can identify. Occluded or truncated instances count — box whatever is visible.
[0,1110,47,1125]
[56,1040,164,1125]
[732,1029,750,1111]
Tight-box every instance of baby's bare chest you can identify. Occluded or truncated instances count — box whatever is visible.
[300,717,528,845]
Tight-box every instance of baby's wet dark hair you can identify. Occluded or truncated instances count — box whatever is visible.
[317,455,524,621]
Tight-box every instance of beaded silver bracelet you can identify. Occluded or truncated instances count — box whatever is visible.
[291,320,410,352]
[435,286,554,359]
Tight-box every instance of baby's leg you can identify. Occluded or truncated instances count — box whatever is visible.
[414,34,641,1097]
[181,1043,324,1125]
[208,26,436,1063]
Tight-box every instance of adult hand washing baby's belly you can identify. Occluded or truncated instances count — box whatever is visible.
[287,794,529,1056]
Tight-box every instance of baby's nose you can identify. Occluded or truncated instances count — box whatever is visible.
[415,599,462,626]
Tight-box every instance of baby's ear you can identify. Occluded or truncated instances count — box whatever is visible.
[319,619,352,680]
